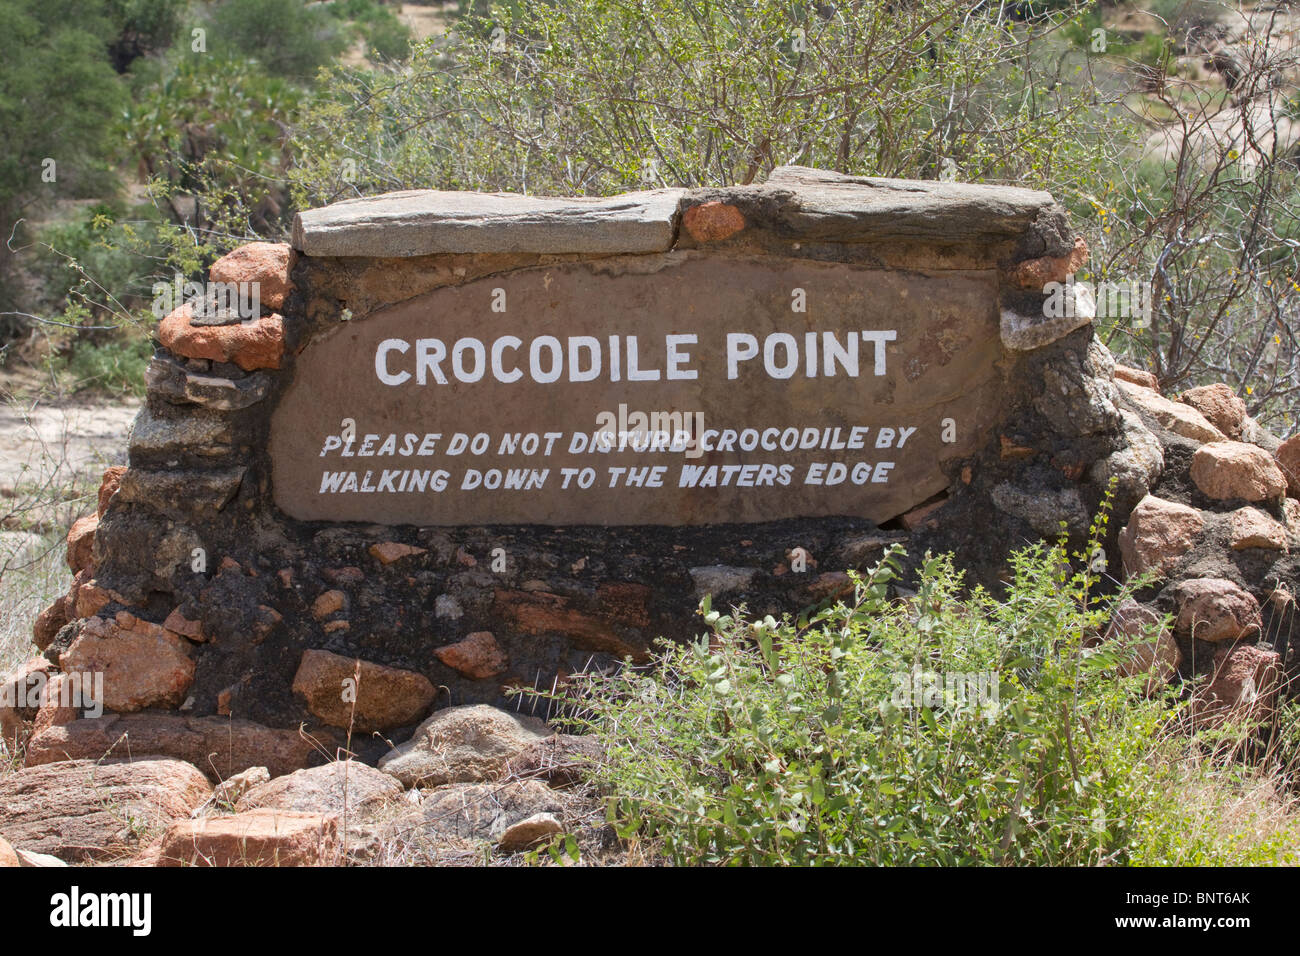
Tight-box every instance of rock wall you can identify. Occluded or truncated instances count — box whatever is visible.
[9,166,1297,774]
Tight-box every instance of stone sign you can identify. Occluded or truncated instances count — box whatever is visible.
[270,255,1001,525]
[26,166,1171,756]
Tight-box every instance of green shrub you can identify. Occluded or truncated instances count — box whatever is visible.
[48,333,152,396]
[210,0,348,79]
[548,524,1297,866]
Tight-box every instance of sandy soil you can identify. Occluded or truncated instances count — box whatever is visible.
[0,398,138,502]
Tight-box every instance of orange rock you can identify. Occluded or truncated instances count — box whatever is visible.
[1114,364,1158,389]
[1190,441,1287,502]
[495,589,649,661]
[1173,578,1262,643]
[291,648,435,732]
[1105,599,1179,694]
[311,589,346,619]
[209,242,295,310]
[1117,495,1204,577]
[999,435,1035,460]
[163,607,205,641]
[436,631,509,680]
[25,713,322,780]
[1191,643,1280,730]
[97,465,127,517]
[156,809,337,867]
[32,594,71,650]
[0,658,51,744]
[368,541,426,565]
[65,512,98,574]
[73,577,120,619]
[683,202,746,242]
[1276,435,1300,499]
[1007,235,1089,289]
[1228,507,1288,551]
[1178,383,1246,440]
[901,498,945,531]
[157,302,284,371]
[0,835,18,867]
[30,674,84,738]
[59,613,195,712]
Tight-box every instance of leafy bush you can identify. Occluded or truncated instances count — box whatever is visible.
[290,0,1108,204]
[210,0,348,79]
[48,334,153,396]
[549,527,1298,865]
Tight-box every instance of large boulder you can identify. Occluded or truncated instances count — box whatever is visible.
[291,649,435,732]
[1178,383,1246,439]
[1117,495,1205,577]
[1173,578,1263,643]
[1117,380,1226,444]
[1190,442,1288,502]
[59,612,195,712]
[156,809,338,867]
[378,704,551,788]
[1191,643,1281,731]
[0,759,211,862]
[24,713,321,781]
[235,761,402,817]
[208,241,295,310]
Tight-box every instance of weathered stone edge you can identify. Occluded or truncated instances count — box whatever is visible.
[293,167,1062,258]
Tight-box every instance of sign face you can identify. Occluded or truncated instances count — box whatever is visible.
[269,254,1002,526]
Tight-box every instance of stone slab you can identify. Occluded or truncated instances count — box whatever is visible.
[293,188,687,258]
[269,252,1003,526]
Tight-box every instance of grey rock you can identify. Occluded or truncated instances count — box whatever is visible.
[16,848,67,867]
[293,188,687,258]
[116,467,245,517]
[418,781,566,842]
[378,704,551,788]
[689,564,757,598]
[761,166,1060,243]
[128,404,232,460]
[1240,415,1282,453]
[1089,408,1164,509]
[210,766,270,809]
[1034,348,1120,436]
[990,482,1089,536]
[1001,308,1093,351]
[434,594,463,620]
[147,356,271,410]
[236,760,402,817]
[497,812,563,853]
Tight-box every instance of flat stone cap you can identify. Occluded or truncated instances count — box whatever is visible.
[758,166,1059,242]
[293,188,687,258]
[292,167,1061,258]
